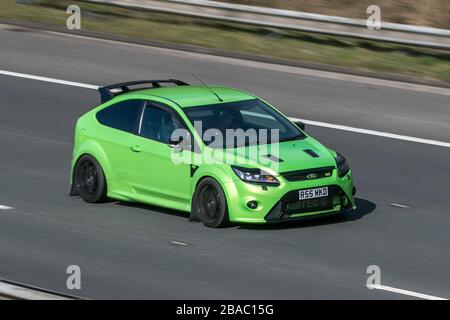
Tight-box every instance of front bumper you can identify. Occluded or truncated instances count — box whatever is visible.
[223,169,356,224]
[264,184,354,223]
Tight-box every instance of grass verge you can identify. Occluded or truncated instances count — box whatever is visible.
[1,0,449,83]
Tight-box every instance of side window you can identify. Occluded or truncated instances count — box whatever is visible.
[96,99,143,133]
[139,105,184,144]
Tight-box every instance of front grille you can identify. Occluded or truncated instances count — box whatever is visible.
[280,166,334,182]
[264,185,350,222]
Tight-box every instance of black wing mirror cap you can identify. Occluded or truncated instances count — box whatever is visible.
[293,120,306,131]
[169,135,183,146]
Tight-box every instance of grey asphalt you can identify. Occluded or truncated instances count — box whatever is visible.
[0,26,449,299]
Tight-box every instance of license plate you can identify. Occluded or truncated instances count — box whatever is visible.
[298,187,328,200]
[284,197,332,214]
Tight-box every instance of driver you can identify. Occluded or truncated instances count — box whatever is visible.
[218,108,241,131]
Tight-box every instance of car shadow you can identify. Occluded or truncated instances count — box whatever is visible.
[236,197,376,230]
[114,197,376,230]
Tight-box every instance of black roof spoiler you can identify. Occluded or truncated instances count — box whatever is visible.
[98,79,190,103]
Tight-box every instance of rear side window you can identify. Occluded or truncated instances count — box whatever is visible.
[96,99,143,133]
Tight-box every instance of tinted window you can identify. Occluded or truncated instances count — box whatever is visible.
[96,99,143,133]
[139,106,184,144]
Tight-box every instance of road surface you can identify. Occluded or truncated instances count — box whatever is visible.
[0,24,449,299]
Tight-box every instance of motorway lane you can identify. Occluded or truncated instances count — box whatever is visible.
[0,28,449,299]
[1,24,450,142]
[0,78,449,299]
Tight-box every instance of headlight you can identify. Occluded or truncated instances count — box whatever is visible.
[335,153,350,177]
[231,166,280,186]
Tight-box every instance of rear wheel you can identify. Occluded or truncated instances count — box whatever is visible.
[194,178,229,228]
[75,155,107,203]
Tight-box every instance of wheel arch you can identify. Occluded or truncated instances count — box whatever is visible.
[70,140,112,196]
[189,166,235,221]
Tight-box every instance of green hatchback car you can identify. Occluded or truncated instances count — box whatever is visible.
[70,79,356,227]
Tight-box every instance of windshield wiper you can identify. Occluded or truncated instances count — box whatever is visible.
[278,134,305,143]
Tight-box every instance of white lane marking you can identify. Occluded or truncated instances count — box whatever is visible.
[170,241,190,246]
[368,284,448,300]
[0,70,99,90]
[270,267,286,272]
[290,117,450,148]
[390,203,410,208]
[0,205,13,210]
[1,69,449,148]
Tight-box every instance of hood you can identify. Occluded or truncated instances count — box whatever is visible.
[208,136,336,174]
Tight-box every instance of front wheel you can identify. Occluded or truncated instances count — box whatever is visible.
[194,178,229,228]
[74,155,107,203]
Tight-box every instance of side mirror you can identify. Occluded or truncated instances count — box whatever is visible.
[293,120,306,131]
[168,136,183,149]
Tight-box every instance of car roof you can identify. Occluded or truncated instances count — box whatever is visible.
[126,85,255,108]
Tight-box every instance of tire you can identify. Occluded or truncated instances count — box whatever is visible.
[74,155,108,203]
[194,177,229,228]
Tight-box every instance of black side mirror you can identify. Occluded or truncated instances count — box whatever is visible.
[168,136,183,148]
[293,120,306,131]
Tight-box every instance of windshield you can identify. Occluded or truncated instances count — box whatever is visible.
[183,99,305,149]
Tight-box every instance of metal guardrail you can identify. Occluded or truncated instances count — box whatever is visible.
[83,0,450,50]
[0,279,81,300]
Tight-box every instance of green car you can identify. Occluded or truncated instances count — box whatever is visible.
[70,79,356,227]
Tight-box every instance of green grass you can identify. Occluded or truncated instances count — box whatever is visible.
[2,0,450,83]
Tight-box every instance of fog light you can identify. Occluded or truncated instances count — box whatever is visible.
[247,201,258,209]
[352,187,356,196]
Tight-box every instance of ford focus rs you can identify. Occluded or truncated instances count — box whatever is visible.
[70,79,356,227]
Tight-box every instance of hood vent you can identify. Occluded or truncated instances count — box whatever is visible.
[262,154,284,162]
[303,149,319,158]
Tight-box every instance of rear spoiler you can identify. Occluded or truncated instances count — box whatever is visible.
[98,79,189,103]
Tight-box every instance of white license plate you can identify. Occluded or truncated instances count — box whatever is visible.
[298,187,328,200]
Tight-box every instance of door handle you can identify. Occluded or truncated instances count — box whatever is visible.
[130,145,141,152]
